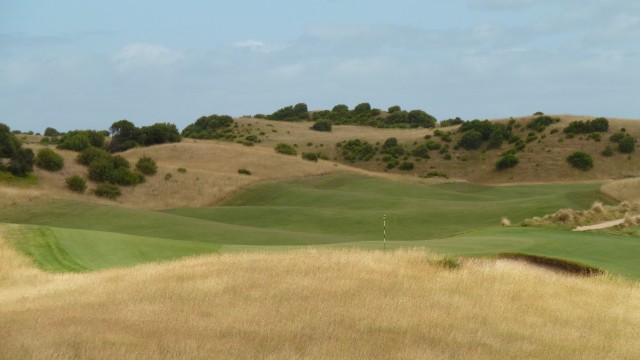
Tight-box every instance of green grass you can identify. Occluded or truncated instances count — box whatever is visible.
[2,172,638,278]
[0,171,38,186]
[4,225,220,272]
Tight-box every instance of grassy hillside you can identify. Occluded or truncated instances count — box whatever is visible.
[1,240,639,359]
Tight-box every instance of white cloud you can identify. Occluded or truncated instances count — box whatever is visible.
[233,40,284,53]
[112,43,184,70]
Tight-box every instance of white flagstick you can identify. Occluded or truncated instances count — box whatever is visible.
[383,214,386,251]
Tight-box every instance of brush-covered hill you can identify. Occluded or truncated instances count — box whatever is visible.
[4,113,639,210]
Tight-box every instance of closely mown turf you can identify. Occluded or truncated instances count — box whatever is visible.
[2,172,638,277]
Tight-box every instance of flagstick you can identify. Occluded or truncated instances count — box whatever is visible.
[383,214,386,251]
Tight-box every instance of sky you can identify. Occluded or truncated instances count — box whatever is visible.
[1,0,639,132]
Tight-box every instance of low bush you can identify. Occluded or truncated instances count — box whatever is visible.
[339,139,376,162]
[567,151,593,171]
[302,152,319,162]
[458,130,483,150]
[310,120,332,132]
[35,148,64,171]
[275,143,297,156]
[601,145,614,157]
[136,156,158,175]
[238,168,252,175]
[77,146,110,166]
[65,175,87,193]
[496,154,519,170]
[398,162,414,171]
[93,183,121,199]
[618,135,636,153]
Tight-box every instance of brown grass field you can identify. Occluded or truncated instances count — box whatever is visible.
[601,177,640,202]
[1,232,640,359]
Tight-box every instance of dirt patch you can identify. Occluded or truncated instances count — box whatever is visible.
[497,253,605,276]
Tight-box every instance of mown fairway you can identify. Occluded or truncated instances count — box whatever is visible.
[3,172,639,277]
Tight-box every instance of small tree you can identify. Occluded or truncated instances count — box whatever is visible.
[35,148,64,171]
[567,152,593,171]
[44,127,60,137]
[65,175,87,193]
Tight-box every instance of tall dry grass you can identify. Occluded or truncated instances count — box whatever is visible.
[1,232,639,359]
[601,178,640,202]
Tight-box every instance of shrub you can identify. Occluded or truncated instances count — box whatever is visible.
[567,152,593,171]
[610,132,626,143]
[88,156,143,185]
[44,127,60,137]
[527,115,559,132]
[340,139,376,162]
[177,167,187,173]
[496,154,519,170]
[398,162,414,171]
[458,130,483,150]
[411,144,430,159]
[77,146,111,166]
[136,156,158,175]
[57,130,105,152]
[275,143,297,156]
[93,183,122,199]
[311,120,332,132]
[388,105,401,113]
[601,145,614,157]
[181,115,234,140]
[65,175,87,193]
[564,118,609,134]
[238,168,252,175]
[302,152,319,162]
[618,135,636,153]
[35,148,64,171]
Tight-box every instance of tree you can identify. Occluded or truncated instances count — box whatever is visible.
[496,154,519,170]
[139,123,181,146]
[407,110,436,128]
[35,148,64,171]
[0,123,34,176]
[44,127,60,136]
[136,156,158,175]
[388,105,401,113]
[109,120,140,152]
[353,103,372,114]
[57,130,105,152]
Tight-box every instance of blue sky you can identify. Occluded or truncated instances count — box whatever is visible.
[1,0,638,132]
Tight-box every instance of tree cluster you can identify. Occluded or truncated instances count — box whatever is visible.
[110,120,181,152]
[181,115,234,140]
[312,103,437,129]
[256,103,309,121]
[0,123,35,177]
[563,118,609,135]
[57,130,107,152]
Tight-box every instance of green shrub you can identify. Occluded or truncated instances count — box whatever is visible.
[601,145,614,157]
[398,162,414,171]
[181,115,234,140]
[177,167,187,173]
[458,130,483,150]
[411,144,430,159]
[35,148,64,171]
[44,127,60,137]
[610,132,626,143]
[567,152,593,171]
[563,118,609,134]
[496,154,519,170]
[136,156,158,175]
[311,120,332,132]
[77,146,111,166]
[65,175,87,193]
[527,115,559,132]
[238,168,252,175]
[57,130,105,152]
[340,139,376,162]
[275,143,297,156]
[93,183,121,199]
[618,135,636,153]
[302,152,319,162]
[88,156,143,186]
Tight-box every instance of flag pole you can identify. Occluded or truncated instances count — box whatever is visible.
[383,214,386,251]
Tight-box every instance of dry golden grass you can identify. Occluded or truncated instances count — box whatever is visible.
[601,177,640,202]
[1,231,639,360]
[524,200,640,229]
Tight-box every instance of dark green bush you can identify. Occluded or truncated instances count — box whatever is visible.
[44,127,60,137]
[458,130,483,150]
[77,146,111,166]
[340,139,376,162]
[181,115,234,140]
[57,130,105,152]
[311,120,332,132]
[93,183,122,199]
[411,144,430,159]
[238,168,252,175]
[527,116,559,132]
[35,148,64,171]
[65,175,87,193]
[88,156,143,185]
[398,162,415,171]
[136,156,158,175]
[618,135,636,153]
[275,143,297,156]
[496,154,519,170]
[302,152,319,162]
[381,137,405,157]
[567,152,593,171]
[563,118,609,134]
